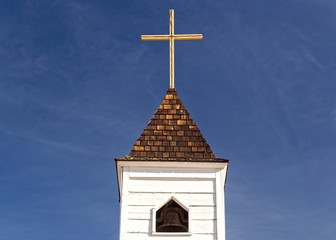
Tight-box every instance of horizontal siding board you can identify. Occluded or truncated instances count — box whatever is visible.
[129,168,216,179]
[128,179,215,193]
[193,219,217,234]
[128,206,152,220]
[192,207,217,220]
[129,167,218,174]
[126,219,151,233]
[126,219,216,234]
[127,192,215,207]
[126,233,216,240]
[128,212,151,220]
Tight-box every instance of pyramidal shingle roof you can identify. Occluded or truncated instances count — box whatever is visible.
[116,88,227,162]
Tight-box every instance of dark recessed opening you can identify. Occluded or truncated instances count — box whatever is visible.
[156,199,188,232]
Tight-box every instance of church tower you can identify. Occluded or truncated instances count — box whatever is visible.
[115,10,229,240]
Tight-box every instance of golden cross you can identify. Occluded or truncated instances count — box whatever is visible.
[141,9,203,89]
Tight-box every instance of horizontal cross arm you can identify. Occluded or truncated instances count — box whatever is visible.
[173,34,203,40]
[141,34,203,41]
[141,35,170,41]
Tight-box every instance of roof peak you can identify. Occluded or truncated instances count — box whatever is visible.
[167,87,177,92]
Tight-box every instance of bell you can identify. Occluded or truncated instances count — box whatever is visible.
[156,206,188,232]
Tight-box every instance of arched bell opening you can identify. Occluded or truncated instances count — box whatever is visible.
[156,199,189,232]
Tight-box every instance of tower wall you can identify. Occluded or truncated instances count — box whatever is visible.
[117,161,228,240]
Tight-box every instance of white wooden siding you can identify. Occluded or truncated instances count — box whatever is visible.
[118,164,227,240]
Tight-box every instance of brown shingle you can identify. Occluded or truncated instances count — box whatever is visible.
[116,88,227,162]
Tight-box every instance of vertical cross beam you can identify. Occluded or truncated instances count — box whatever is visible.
[141,9,203,89]
[169,10,175,89]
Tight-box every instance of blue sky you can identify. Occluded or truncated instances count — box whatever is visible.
[1,0,336,239]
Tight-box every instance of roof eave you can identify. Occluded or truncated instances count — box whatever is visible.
[115,156,229,163]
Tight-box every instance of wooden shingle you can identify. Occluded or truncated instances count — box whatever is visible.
[116,88,227,162]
